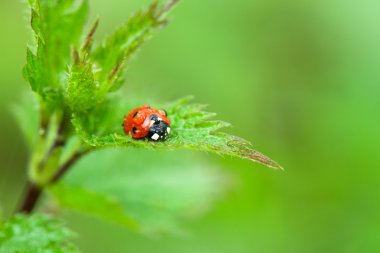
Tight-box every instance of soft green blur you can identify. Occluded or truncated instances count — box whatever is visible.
[1,0,379,252]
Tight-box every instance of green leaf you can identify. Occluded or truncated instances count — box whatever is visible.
[0,214,80,253]
[65,60,105,113]
[50,149,228,235]
[72,96,283,170]
[89,0,179,92]
[24,0,89,109]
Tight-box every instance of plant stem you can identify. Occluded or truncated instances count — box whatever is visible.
[18,182,42,214]
[50,151,85,183]
[17,150,86,214]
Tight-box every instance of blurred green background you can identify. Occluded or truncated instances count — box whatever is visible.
[1,0,380,252]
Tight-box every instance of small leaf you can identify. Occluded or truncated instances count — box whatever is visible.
[81,19,99,54]
[0,214,80,253]
[49,149,228,235]
[90,0,179,92]
[65,61,105,113]
[72,96,283,170]
[24,0,89,109]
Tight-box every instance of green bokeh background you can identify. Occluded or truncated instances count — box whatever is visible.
[1,0,379,252]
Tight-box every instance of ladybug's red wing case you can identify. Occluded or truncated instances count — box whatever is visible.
[123,105,149,138]
[123,105,171,141]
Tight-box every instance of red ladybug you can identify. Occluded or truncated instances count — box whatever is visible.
[123,105,171,141]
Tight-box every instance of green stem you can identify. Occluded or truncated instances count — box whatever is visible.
[50,151,86,183]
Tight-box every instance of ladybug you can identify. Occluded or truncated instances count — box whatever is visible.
[123,105,171,141]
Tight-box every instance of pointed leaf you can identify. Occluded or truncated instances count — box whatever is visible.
[72,96,283,170]
[90,0,179,92]
[24,0,89,109]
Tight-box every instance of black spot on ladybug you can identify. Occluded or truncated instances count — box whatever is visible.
[132,111,139,118]
[132,127,137,134]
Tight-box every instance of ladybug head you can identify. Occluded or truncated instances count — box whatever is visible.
[147,114,171,141]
